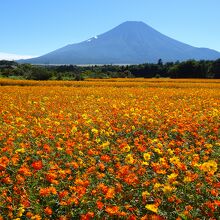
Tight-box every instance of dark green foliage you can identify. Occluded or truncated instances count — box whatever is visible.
[168,60,207,78]
[0,60,17,66]
[25,67,53,80]
[208,59,220,78]
[75,73,84,81]
[0,59,220,80]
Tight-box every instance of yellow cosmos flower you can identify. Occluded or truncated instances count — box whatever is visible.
[16,117,23,122]
[142,161,149,166]
[15,148,25,154]
[143,153,151,161]
[169,156,180,164]
[159,157,166,164]
[78,158,84,165]
[89,158,96,165]
[162,184,176,193]
[167,149,174,155]
[17,206,25,217]
[125,154,134,164]
[78,151,84,156]
[145,204,158,213]
[102,141,110,148]
[54,121,60,126]
[204,143,213,149]
[105,131,110,136]
[148,118,154,123]
[183,176,193,183]
[152,138,158,143]
[86,119,93,124]
[122,145,131,152]
[82,114,88,119]
[91,128,99,134]
[200,160,218,174]
[85,133,90,138]
[142,191,150,197]
[153,183,162,190]
[154,148,162,155]
[167,173,178,182]
[71,126,77,133]
[31,215,42,220]
[157,143,163,148]
[96,138,101,143]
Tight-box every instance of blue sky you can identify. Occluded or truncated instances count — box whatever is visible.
[1,0,220,58]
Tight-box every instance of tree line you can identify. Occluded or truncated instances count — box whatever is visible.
[0,59,220,80]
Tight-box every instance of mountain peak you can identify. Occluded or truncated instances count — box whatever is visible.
[121,21,147,25]
[114,21,153,30]
[20,21,220,64]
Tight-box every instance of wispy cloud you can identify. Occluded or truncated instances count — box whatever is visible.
[0,52,37,61]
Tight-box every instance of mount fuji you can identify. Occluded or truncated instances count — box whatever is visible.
[19,21,220,64]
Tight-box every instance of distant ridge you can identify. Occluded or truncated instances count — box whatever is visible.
[19,21,220,64]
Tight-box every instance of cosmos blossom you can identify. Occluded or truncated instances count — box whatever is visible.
[0,78,219,219]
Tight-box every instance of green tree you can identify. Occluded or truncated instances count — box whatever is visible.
[209,59,220,78]
[25,67,52,80]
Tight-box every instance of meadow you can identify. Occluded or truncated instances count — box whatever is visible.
[0,78,219,219]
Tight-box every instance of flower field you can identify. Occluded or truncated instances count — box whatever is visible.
[0,78,219,219]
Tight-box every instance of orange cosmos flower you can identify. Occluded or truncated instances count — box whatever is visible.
[96,201,104,210]
[44,207,53,215]
[2,176,12,184]
[31,160,43,170]
[39,187,57,197]
[214,200,220,207]
[98,183,108,193]
[80,212,94,220]
[30,214,42,220]
[98,162,105,171]
[105,187,115,199]
[46,172,58,183]
[26,212,33,218]
[128,215,137,220]
[105,206,119,215]
[18,166,32,176]
[0,156,10,171]
[59,190,69,199]
[100,155,111,162]
[39,188,51,197]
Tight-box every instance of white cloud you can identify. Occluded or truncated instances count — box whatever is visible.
[0,52,36,61]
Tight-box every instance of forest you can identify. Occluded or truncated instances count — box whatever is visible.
[0,59,220,80]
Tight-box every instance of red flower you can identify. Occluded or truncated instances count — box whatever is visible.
[96,201,104,210]
[31,160,43,170]
[44,206,53,215]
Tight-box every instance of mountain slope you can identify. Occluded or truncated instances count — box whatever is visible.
[20,21,220,64]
